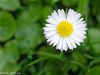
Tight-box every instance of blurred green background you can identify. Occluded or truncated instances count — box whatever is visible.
[0,0,100,75]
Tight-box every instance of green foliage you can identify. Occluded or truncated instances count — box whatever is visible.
[86,66,100,75]
[0,0,20,11]
[0,11,16,41]
[0,0,100,75]
[0,41,19,72]
[77,0,89,16]
[15,4,44,52]
[88,28,100,55]
[4,40,19,63]
[42,6,53,19]
[62,0,78,6]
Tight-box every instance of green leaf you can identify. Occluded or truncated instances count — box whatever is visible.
[28,4,42,21]
[19,4,42,22]
[38,46,65,61]
[4,40,19,63]
[15,4,43,51]
[16,23,43,49]
[0,45,19,72]
[47,0,59,5]
[0,47,7,71]
[3,63,20,73]
[89,28,100,43]
[45,60,68,75]
[88,28,100,55]
[0,0,20,11]
[15,6,44,51]
[42,6,53,19]
[71,51,87,64]
[0,11,16,41]
[51,0,59,4]
[26,57,49,67]
[90,0,100,15]
[77,0,89,16]
[38,52,63,60]
[62,0,78,6]
[70,51,87,71]
[86,66,100,75]
[39,46,57,53]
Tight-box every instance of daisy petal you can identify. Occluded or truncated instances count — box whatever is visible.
[43,8,87,51]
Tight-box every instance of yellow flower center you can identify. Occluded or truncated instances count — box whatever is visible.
[57,21,73,37]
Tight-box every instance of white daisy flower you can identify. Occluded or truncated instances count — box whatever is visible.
[43,9,87,51]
